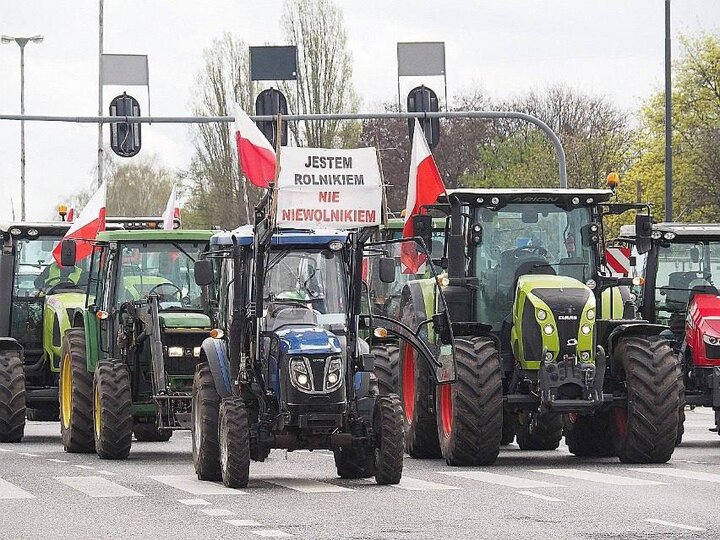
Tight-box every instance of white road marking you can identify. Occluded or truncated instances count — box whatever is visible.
[391,476,459,491]
[17,452,39,457]
[0,448,15,452]
[55,476,144,498]
[645,519,706,532]
[150,475,246,495]
[226,520,263,527]
[516,490,565,502]
[533,469,665,486]
[96,470,117,476]
[439,471,563,489]
[46,458,69,463]
[178,498,211,506]
[251,530,293,538]
[630,467,720,483]
[0,478,35,499]
[259,477,353,493]
[73,464,95,470]
[201,508,235,517]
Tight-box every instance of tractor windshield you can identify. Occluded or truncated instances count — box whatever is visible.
[264,248,347,327]
[116,241,206,310]
[473,203,594,330]
[653,239,720,325]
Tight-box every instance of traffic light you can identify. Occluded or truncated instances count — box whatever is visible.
[255,88,289,148]
[407,85,440,149]
[109,93,141,158]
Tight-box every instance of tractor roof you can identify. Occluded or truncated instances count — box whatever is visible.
[97,229,214,242]
[442,188,614,207]
[620,222,720,240]
[384,217,445,230]
[0,222,71,240]
[210,225,348,247]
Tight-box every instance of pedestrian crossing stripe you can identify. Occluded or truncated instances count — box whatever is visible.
[532,469,665,486]
[54,476,144,497]
[150,475,246,495]
[0,478,35,499]
[439,471,563,489]
[629,468,720,483]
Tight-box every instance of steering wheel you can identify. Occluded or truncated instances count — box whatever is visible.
[148,283,183,302]
[44,280,80,296]
[511,246,548,259]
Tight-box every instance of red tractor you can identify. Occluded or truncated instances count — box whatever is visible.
[621,223,720,436]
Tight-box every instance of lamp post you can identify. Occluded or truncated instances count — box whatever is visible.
[1,34,44,221]
[664,0,672,221]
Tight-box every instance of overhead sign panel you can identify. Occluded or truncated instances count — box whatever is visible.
[250,46,298,81]
[397,42,445,76]
[276,147,382,229]
[101,54,149,86]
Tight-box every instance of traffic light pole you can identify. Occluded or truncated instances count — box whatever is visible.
[0,110,569,188]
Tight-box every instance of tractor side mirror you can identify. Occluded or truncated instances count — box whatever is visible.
[432,311,452,345]
[691,246,700,264]
[635,214,653,255]
[378,257,396,284]
[580,223,600,247]
[412,215,433,255]
[60,240,77,268]
[194,259,214,286]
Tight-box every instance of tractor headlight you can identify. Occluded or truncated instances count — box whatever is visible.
[586,309,595,320]
[328,240,344,252]
[585,279,596,290]
[537,309,547,321]
[290,357,312,391]
[543,324,554,335]
[663,232,676,240]
[581,325,592,335]
[27,228,39,238]
[9,227,21,236]
[168,346,184,357]
[193,347,201,358]
[651,231,663,240]
[703,334,719,345]
[325,356,342,391]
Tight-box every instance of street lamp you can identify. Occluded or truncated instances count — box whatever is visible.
[2,34,44,221]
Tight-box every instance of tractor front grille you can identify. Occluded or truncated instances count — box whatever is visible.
[705,343,720,359]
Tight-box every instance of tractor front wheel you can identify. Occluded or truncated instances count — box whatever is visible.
[59,329,94,453]
[373,394,404,485]
[516,411,563,451]
[613,336,680,463]
[0,352,26,442]
[373,344,399,396]
[93,361,133,460]
[436,337,503,466]
[219,397,250,489]
[192,363,222,481]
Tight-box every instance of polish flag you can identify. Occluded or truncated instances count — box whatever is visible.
[401,120,446,274]
[235,107,276,188]
[53,183,107,266]
[162,185,178,230]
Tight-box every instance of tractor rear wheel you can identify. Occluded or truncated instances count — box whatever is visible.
[501,406,516,445]
[93,361,133,460]
[219,397,250,489]
[516,411,563,451]
[564,412,615,457]
[192,363,221,481]
[0,352,26,442]
[59,329,95,453]
[134,422,173,442]
[373,394,404,485]
[612,336,680,463]
[334,446,375,479]
[436,337,503,466]
[373,344,399,396]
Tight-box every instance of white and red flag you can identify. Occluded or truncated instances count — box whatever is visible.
[162,185,178,230]
[401,120,446,273]
[53,183,107,266]
[235,107,276,188]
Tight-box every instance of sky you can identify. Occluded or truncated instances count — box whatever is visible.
[1,0,719,221]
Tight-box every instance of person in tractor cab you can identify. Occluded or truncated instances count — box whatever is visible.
[34,261,83,295]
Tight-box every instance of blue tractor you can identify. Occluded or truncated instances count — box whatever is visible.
[190,194,455,488]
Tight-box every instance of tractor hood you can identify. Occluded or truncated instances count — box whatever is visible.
[276,327,342,356]
[159,312,212,329]
[689,293,720,337]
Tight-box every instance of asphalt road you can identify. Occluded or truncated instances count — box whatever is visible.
[1,408,719,540]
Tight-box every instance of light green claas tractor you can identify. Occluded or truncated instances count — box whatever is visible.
[57,228,213,458]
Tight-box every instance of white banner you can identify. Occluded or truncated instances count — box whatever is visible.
[276,147,383,229]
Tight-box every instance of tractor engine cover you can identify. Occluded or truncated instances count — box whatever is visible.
[686,292,720,368]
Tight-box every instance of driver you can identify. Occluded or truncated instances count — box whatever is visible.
[34,261,83,294]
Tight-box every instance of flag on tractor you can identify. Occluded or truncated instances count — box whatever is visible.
[401,119,446,273]
[52,183,107,266]
[162,185,178,230]
[235,107,276,188]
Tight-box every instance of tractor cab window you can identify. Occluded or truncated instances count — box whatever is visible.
[263,247,347,330]
[473,203,594,330]
[654,240,720,326]
[116,241,205,310]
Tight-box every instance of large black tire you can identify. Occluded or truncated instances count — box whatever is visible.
[516,411,563,451]
[192,363,221,481]
[399,341,441,458]
[59,329,95,453]
[219,397,250,489]
[334,446,375,479]
[374,394,404,485]
[93,361,133,460]
[612,336,680,464]
[0,353,26,442]
[134,421,173,442]
[27,404,60,422]
[373,344,399,396]
[436,337,503,466]
[501,406,516,445]
[564,412,615,457]
[676,361,686,446]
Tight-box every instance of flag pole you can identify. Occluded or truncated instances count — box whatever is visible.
[269,113,283,232]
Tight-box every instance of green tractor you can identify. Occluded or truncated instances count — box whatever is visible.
[58,228,213,458]
[386,187,681,465]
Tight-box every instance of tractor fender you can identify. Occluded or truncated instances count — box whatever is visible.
[0,337,23,356]
[200,337,233,398]
[606,322,669,372]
